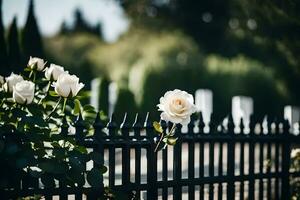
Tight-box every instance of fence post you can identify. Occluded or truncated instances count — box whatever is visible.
[121,113,131,196]
[91,111,105,198]
[188,115,196,200]
[133,114,142,199]
[281,119,291,199]
[144,113,157,200]
[248,115,255,200]
[227,114,235,199]
[173,123,183,200]
[107,114,118,190]
[198,112,205,200]
[208,114,216,200]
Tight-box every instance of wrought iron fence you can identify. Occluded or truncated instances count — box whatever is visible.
[2,112,300,200]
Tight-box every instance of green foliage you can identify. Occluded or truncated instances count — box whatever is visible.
[153,121,163,134]
[7,17,22,73]
[22,0,44,60]
[291,149,300,199]
[0,59,107,197]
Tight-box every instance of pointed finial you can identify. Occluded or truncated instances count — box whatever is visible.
[133,113,142,129]
[249,114,255,134]
[144,112,153,129]
[209,113,216,133]
[107,114,118,138]
[227,114,235,133]
[120,113,130,139]
[283,119,290,134]
[198,112,205,134]
[93,112,104,128]
[188,114,196,134]
[121,113,130,128]
[240,118,245,134]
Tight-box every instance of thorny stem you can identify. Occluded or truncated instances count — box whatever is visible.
[154,123,176,152]
[38,81,52,104]
[46,97,62,120]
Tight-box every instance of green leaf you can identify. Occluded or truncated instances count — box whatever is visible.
[29,168,43,178]
[153,121,163,134]
[73,99,82,116]
[27,104,43,116]
[100,165,108,174]
[74,145,88,154]
[166,137,178,145]
[87,168,103,187]
[83,105,95,113]
[49,91,59,97]
[68,168,85,186]
[69,157,85,172]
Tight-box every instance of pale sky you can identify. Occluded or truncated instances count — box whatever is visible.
[2,0,130,42]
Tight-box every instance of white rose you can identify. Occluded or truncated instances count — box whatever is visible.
[45,64,68,81]
[28,56,46,71]
[5,73,24,92]
[13,80,35,104]
[157,89,197,125]
[53,73,84,98]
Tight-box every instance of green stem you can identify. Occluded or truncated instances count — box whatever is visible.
[168,123,176,136]
[154,132,164,152]
[29,71,33,79]
[38,81,51,104]
[62,98,67,113]
[46,97,62,120]
[154,123,176,152]
[33,71,36,83]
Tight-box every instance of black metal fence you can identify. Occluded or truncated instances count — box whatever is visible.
[2,112,300,200]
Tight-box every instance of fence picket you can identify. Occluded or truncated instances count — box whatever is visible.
[227,114,235,200]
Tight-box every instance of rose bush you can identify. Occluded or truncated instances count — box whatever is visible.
[153,89,196,151]
[0,57,108,198]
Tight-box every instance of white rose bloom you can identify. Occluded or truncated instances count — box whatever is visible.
[28,56,46,71]
[45,64,67,81]
[157,89,197,125]
[5,73,24,92]
[13,80,35,104]
[53,73,84,98]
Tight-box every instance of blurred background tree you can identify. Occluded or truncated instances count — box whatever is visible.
[22,0,44,62]
[7,17,22,73]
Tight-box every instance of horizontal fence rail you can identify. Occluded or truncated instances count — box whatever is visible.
[1,112,300,200]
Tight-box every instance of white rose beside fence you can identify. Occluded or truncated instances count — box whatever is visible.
[53,73,84,98]
[154,89,197,151]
